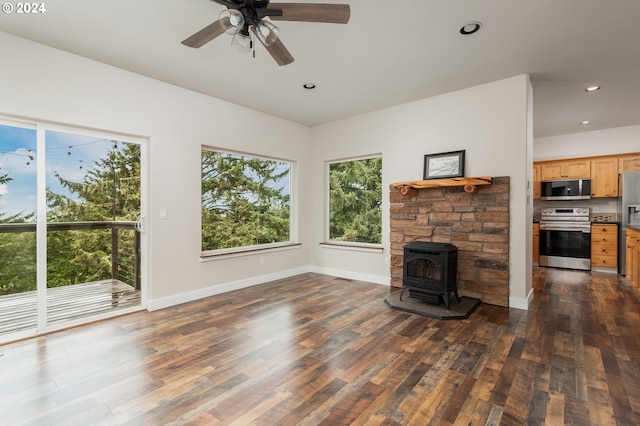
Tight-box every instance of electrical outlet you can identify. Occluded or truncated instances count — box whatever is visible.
[259,256,265,265]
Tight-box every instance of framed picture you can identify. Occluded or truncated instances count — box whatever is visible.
[423,150,465,180]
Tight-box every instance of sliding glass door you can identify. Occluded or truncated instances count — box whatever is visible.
[0,121,146,341]
[0,123,38,336]
[44,129,143,326]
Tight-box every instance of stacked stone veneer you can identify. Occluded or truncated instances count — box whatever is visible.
[390,176,510,307]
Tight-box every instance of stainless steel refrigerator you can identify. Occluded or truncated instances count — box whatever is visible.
[620,171,640,274]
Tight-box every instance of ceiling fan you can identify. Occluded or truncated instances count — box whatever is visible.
[182,0,351,66]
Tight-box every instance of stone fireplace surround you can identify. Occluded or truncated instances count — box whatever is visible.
[389,176,510,307]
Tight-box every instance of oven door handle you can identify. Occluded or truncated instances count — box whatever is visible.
[539,224,591,233]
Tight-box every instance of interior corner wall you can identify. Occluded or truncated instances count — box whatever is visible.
[0,32,313,307]
[309,74,532,308]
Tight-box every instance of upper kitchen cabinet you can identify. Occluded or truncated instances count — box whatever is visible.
[533,163,541,199]
[540,159,591,180]
[620,155,640,173]
[591,157,619,197]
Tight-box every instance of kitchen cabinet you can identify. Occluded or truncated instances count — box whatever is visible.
[620,155,640,173]
[533,164,541,199]
[532,223,539,263]
[591,157,619,197]
[591,224,618,269]
[540,159,590,180]
[626,227,640,290]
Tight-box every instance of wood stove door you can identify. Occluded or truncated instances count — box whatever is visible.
[405,257,443,287]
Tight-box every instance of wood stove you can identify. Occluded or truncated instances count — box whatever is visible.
[401,242,460,310]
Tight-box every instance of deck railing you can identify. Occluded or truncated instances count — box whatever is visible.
[0,221,140,290]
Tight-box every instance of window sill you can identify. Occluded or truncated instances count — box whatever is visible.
[200,242,301,262]
[319,242,384,253]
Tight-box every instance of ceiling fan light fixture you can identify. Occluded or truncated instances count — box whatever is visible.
[256,19,279,46]
[231,32,252,53]
[220,9,244,35]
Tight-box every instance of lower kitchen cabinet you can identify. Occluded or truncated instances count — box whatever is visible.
[627,227,640,290]
[591,224,618,269]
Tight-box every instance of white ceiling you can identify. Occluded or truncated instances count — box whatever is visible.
[1,0,639,138]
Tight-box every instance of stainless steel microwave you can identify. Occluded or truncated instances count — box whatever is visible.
[540,179,591,200]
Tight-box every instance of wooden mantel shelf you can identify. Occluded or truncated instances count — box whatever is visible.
[392,176,493,196]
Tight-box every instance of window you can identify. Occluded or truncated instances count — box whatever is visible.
[328,156,382,245]
[201,149,292,254]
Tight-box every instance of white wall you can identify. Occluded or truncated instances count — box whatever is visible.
[0,32,312,309]
[534,124,640,161]
[309,75,534,308]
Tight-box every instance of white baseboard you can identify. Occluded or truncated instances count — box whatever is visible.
[147,266,390,311]
[308,265,389,286]
[148,265,535,312]
[509,287,534,311]
[146,266,310,311]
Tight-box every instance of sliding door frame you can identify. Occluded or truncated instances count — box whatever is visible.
[0,116,148,342]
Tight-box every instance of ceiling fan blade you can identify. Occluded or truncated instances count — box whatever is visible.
[269,3,350,24]
[181,20,225,48]
[252,27,295,66]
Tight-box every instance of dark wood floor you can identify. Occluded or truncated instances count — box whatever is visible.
[0,267,639,425]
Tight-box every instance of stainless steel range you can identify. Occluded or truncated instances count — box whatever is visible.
[539,207,591,271]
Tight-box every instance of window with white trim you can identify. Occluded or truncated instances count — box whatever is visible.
[328,156,382,245]
[201,148,292,254]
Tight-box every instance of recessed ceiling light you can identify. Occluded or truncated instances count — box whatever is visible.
[586,86,600,92]
[580,120,590,125]
[303,83,316,90]
[460,21,482,35]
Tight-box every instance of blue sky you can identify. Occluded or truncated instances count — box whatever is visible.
[0,124,128,219]
[0,125,37,218]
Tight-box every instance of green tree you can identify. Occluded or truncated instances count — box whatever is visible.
[48,143,141,222]
[46,142,141,287]
[329,157,382,244]
[0,169,37,296]
[201,151,290,251]
[0,142,141,295]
